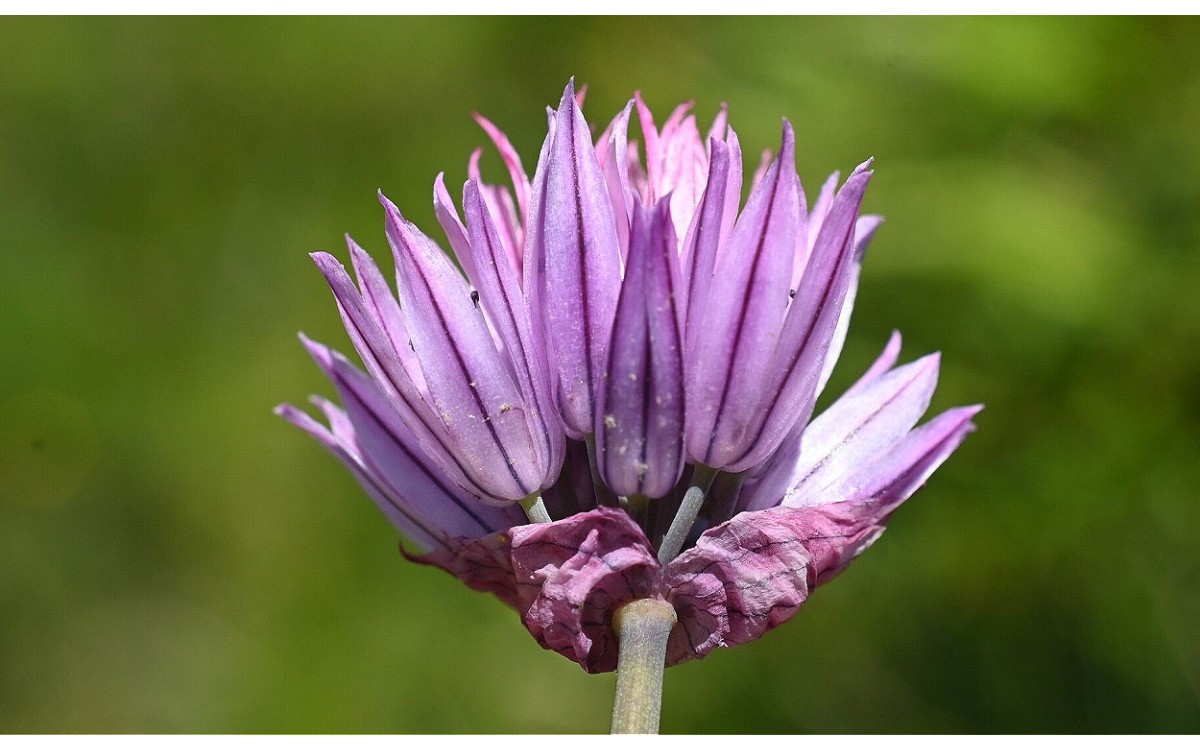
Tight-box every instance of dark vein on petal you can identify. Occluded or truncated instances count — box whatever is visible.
[329,365,499,535]
[703,163,784,465]
[407,249,531,497]
[359,274,409,371]
[333,296,492,500]
[674,535,807,579]
[789,363,928,491]
[477,204,555,469]
[685,166,722,306]
[728,211,858,467]
[660,225,686,479]
[637,319,652,496]
[347,461,452,553]
[868,418,970,502]
[568,104,597,424]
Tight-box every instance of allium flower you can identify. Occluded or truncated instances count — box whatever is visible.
[278,81,980,681]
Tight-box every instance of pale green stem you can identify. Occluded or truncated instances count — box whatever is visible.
[610,599,676,734]
[519,493,551,524]
[657,465,719,564]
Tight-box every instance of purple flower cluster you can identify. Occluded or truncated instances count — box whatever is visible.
[278,81,980,672]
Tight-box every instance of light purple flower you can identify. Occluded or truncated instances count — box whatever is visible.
[278,81,980,673]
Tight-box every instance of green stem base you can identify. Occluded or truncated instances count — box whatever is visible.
[610,599,676,734]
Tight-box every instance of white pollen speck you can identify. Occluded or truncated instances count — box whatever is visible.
[604,414,617,429]
[628,373,638,382]
[499,403,513,414]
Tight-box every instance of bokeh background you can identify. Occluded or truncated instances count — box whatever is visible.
[2,16,1199,733]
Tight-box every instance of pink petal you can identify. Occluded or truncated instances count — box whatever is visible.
[471,112,532,222]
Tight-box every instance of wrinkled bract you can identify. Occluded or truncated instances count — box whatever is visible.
[278,81,980,673]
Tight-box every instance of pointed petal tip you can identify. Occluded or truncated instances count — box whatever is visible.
[914,350,942,372]
[467,147,483,176]
[298,332,335,369]
[780,118,795,145]
[377,189,401,215]
[463,175,481,201]
[961,403,985,419]
[379,191,416,240]
[943,403,985,435]
[345,238,377,272]
[309,251,345,275]
[836,165,874,201]
[707,135,730,155]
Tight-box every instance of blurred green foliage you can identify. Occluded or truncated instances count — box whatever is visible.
[2,16,1198,733]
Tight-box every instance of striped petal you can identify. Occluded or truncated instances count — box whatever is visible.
[739,330,905,514]
[524,80,623,438]
[382,194,546,504]
[780,353,940,509]
[596,199,686,499]
[681,138,731,326]
[685,121,801,469]
[724,163,873,472]
[813,214,885,398]
[288,337,524,541]
[835,404,983,514]
[310,248,496,498]
[432,172,478,283]
[462,178,565,480]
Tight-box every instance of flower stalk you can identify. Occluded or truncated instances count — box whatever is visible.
[657,465,718,563]
[520,493,551,524]
[610,598,677,734]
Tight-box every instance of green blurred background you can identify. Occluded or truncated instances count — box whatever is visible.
[2,16,1198,733]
